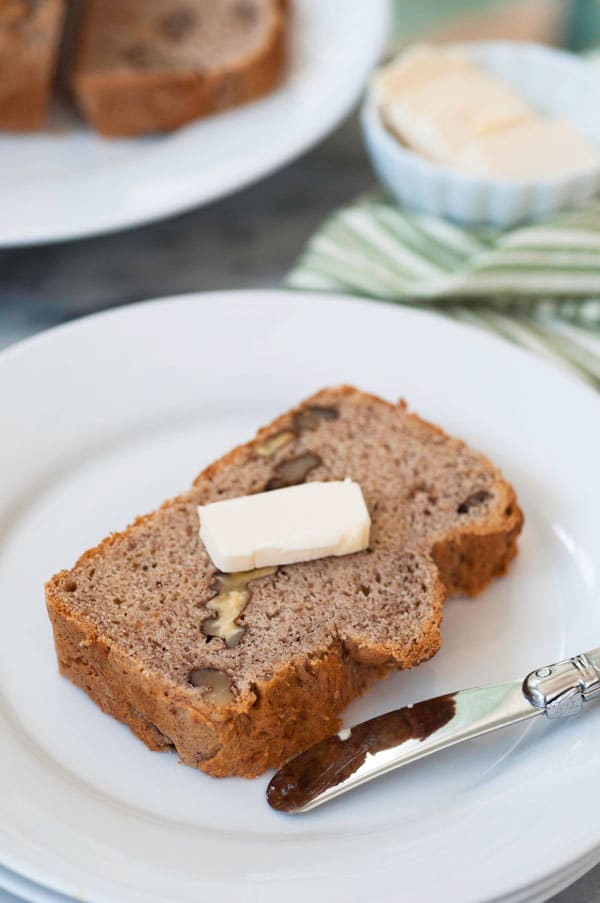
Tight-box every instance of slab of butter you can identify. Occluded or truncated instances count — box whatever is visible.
[198,480,370,573]
[375,44,532,163]
[456,116,600,179]
[372,43,474,104]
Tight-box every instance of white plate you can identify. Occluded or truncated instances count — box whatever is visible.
[0,290,599,903]
[0,0,390,247]
[0,864,73,903]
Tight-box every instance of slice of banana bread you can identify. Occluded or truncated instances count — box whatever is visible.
[46,386,523,778]
[71,0,286,137]
[0,0,66,131]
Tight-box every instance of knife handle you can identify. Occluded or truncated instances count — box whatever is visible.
[583,648,600,681]
[523,648,600,719]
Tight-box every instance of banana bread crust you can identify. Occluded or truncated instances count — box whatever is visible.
[46,386,523,778]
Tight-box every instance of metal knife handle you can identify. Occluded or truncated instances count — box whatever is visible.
[523,648,600,719]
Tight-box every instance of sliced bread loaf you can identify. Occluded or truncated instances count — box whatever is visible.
[46,386,523,778]
[71,0,287,137]
[0,0,66,130]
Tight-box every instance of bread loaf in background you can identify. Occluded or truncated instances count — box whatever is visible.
[0,0,66,130]
[71,0,287,136]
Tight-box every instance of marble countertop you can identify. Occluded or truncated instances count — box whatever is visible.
[0,110,598,903]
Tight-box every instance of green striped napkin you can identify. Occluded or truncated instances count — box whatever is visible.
[287,195,600,389]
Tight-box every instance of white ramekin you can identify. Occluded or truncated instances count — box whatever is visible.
[361,41,600,228]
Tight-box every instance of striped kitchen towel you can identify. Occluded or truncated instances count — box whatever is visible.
[287,195,600,389]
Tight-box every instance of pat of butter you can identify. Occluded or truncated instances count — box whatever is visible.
[375,45,532,163]
[198,480,370,573]
[373,43,474,104]
[381,71,532,163]
[456,117,600,179]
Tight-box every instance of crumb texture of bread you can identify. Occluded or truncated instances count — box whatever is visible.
[71,0,286,136]
[0,0,66,130]
[46,385,523,777]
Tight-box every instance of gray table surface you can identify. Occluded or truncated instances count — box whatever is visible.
[0,111,598,903]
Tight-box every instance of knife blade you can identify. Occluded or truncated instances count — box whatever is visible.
[267,647,600,814]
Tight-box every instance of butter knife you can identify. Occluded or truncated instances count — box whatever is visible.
[267,648,600,813]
